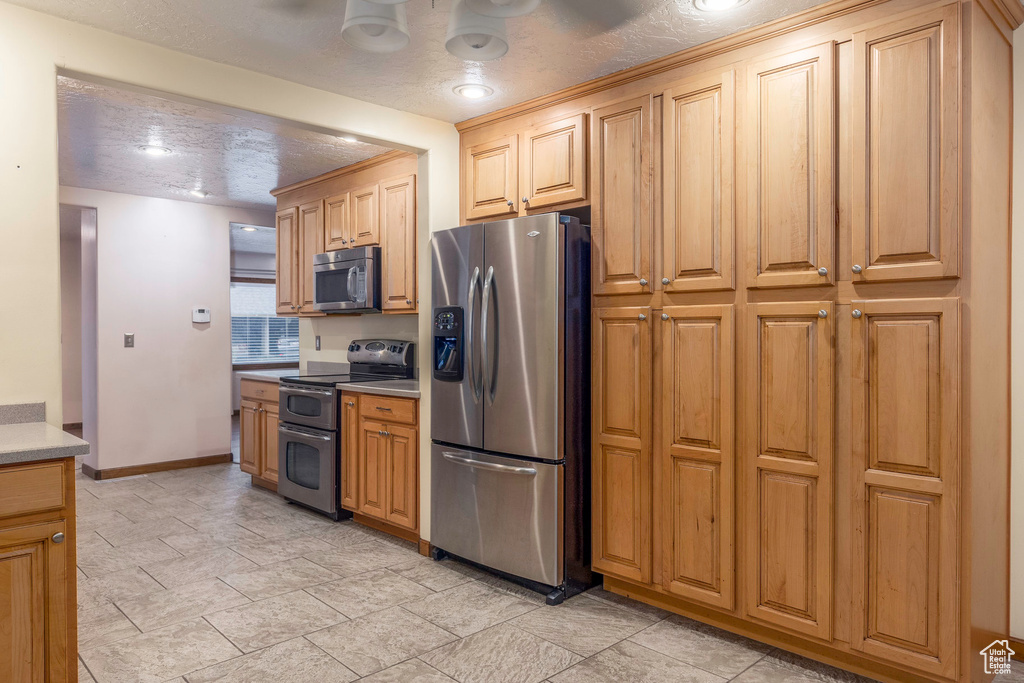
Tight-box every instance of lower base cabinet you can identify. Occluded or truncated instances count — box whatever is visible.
[239,379,280,489]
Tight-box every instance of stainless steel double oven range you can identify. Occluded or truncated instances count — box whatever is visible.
[277,340,415,519]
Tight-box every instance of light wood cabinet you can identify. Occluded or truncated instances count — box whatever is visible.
[850,5,960,282]
[659,305,735,611]
[464,134,519,220]
[341,393,360,510]
[239,380,280,489]
[744,302,833,640]
[662,69,736,292]
[591,96,653,296]
[849,297,959,678]
[298,200,325,315]
[350,183,380,248]
[0,459,76,683]
[747,43,835,288]
[591,306,652,583]
[275,207,298,314]
[380,174,417,312]
[350,395,419,533]
[324,192,350,251]
[521,113,587,210]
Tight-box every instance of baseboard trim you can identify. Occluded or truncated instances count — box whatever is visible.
[1011,638,1024,662]
[351,512,419,544]
[62,422,83,431]
[418,539,430,557]
[82,453,232,480]
[251,474,277,492]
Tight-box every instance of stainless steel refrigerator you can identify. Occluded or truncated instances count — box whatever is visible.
[429,212,594,605]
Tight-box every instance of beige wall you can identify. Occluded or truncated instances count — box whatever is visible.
[61,187,272,470]
[0,0,458,536]
[59,205,84,425]
[1012,24,1024,641]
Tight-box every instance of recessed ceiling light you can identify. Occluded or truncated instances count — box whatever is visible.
[190,190,209,198]
[454,83,494,99]
[694,0,749,11]
[339,135,358,142]
[139,145,171,156]
[241,226,257,232]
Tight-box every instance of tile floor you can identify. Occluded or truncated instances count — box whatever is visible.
[73,462,1023,683]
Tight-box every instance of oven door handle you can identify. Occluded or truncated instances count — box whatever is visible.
[279,425,332,441]
[281,386,334,397]
[442,452,536,476]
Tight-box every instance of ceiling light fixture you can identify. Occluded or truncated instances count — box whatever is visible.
[465,0,540,18]
[446,0,508,61]
[139,145,171,156]
[693,0,749,11]
[453,83,494,99]
[241,226,258,232]
[190,190,209,198]
[342,0,410,53]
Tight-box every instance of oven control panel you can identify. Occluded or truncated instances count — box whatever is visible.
[347,339,414,367]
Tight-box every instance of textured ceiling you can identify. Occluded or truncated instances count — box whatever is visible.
[29,0,827,123]
[57,76,395,210]
[230,222,277,254]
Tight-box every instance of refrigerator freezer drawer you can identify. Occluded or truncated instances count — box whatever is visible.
[431,444,563,587]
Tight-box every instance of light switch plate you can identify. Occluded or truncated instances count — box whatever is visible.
[124,333,135,348]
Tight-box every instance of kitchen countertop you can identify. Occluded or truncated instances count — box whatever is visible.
[0,402,90,466]
[236,368,298,382]
[338,379,420,399]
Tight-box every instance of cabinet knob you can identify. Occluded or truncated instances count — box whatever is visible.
[852,264,863,274]
[506,200,515,209]
[522,197,529,204]
[52,532,65,544]
[378,430,383,436]
[639,278,648,287]
[662,277,670,285]
[817,267,828,277]
[406,299,412,305]
[818,309,828,319]
[638,314,647,321]
[852,309,863,319]
[385,431,391,437]
[342,239,348,244]
[661,313,669,321]
[347,401,355,406]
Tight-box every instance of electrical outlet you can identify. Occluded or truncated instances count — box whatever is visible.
[315,335,321,351]
[124,333,135,348]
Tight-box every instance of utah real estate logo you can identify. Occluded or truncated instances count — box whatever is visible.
[980,639,1015,676]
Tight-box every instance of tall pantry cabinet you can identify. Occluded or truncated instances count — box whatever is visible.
[457,0,1015,681]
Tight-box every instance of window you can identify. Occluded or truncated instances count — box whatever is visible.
[230,282,299,365]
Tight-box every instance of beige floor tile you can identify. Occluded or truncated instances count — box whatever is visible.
[172,509,266,532]
[628,615,772,678]
[403,580,540,638]
[77,540,182,578]
[141,547,257,588]
[78,566,166,611]
[94,517,195,547]
[304,539,421,577]
[581,587,673,621]
[421,623,582,683]
[220,557,339,600]
[230,534,332,565]
[306,606,457,676]
[79,658,96,683]
[359,659,457,683]
[100,494,168,523]
[116,579,250,632]
[204,589,346,652]
[236,514,326,539]
[86,478,169,500]
[305,568,432,618]
[747,649,880,682]
[513,594,657,657]
[77,509,132,533]
[389,557,482,592]
[312,521,376,548]
[81,618,240,683]
[78,603,140,651]
[160,524,265,556]
[550,641,726,683]
[185,637,357,683]
[78,530,114,553]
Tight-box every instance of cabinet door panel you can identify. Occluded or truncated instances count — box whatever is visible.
[747,44,834,288]
[239,399,260,476]
[850,298,958,678]
[262,403,280,484]
[522,114,587,209]
[591,96,653,295]
[298,200,325,314]
[663,70,735,292]
[350,183,380,247]
[464,135,518,220]
[380,174,417,312]
[275,207,298,314]
[341,394,359,510]
[592,307,652,583]
[385,424,418,531]
[325,192,350,251]
[745,302,832,640]
[851,5,959,281]
[661,305,734,609]
[359,419,387,519]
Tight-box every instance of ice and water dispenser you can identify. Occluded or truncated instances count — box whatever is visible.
[432,306,464,382]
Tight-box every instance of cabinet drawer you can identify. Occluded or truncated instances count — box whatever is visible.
[359,395,417,425]
[0,461,66,519]
[240,379,279,403]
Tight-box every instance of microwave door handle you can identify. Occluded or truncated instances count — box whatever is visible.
[467,266,482,401]
[481,266,495,406]
[347,267,358,301]
[279,425,332,441]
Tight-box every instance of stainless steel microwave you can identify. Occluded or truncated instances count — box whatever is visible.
[313,246,381,313]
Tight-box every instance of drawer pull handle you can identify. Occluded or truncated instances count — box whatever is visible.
[442,452,536,476]
[375,406,393,412]
[52,532,65,544]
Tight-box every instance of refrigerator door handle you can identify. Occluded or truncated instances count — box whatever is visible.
[442,451,537,476]
[481,265,496,405]
[467,266,482,401]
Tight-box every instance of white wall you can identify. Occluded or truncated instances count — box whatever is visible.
[231,250,275,279]
[1011,25,1024,641]
[59,205,83,425]
[61,186,273,470]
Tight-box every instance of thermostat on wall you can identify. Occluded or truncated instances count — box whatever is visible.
[192,308,211,324]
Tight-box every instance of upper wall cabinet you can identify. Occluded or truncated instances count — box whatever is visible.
[747,43,835,289]
[275,207,298,314]
[325,192,350,251]
[850,5,959,282]
[350,183,381,248]
[663,69,736,292]
[591,96,653,295]
[298,200,325,315]
[463,114,588,221]
[381,174,417,312]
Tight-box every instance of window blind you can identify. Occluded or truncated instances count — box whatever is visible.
[230,282,299,364]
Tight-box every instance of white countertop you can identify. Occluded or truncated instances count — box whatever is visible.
[338,379,420,398]
[236,368,297,382]
[0,422,90,465]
